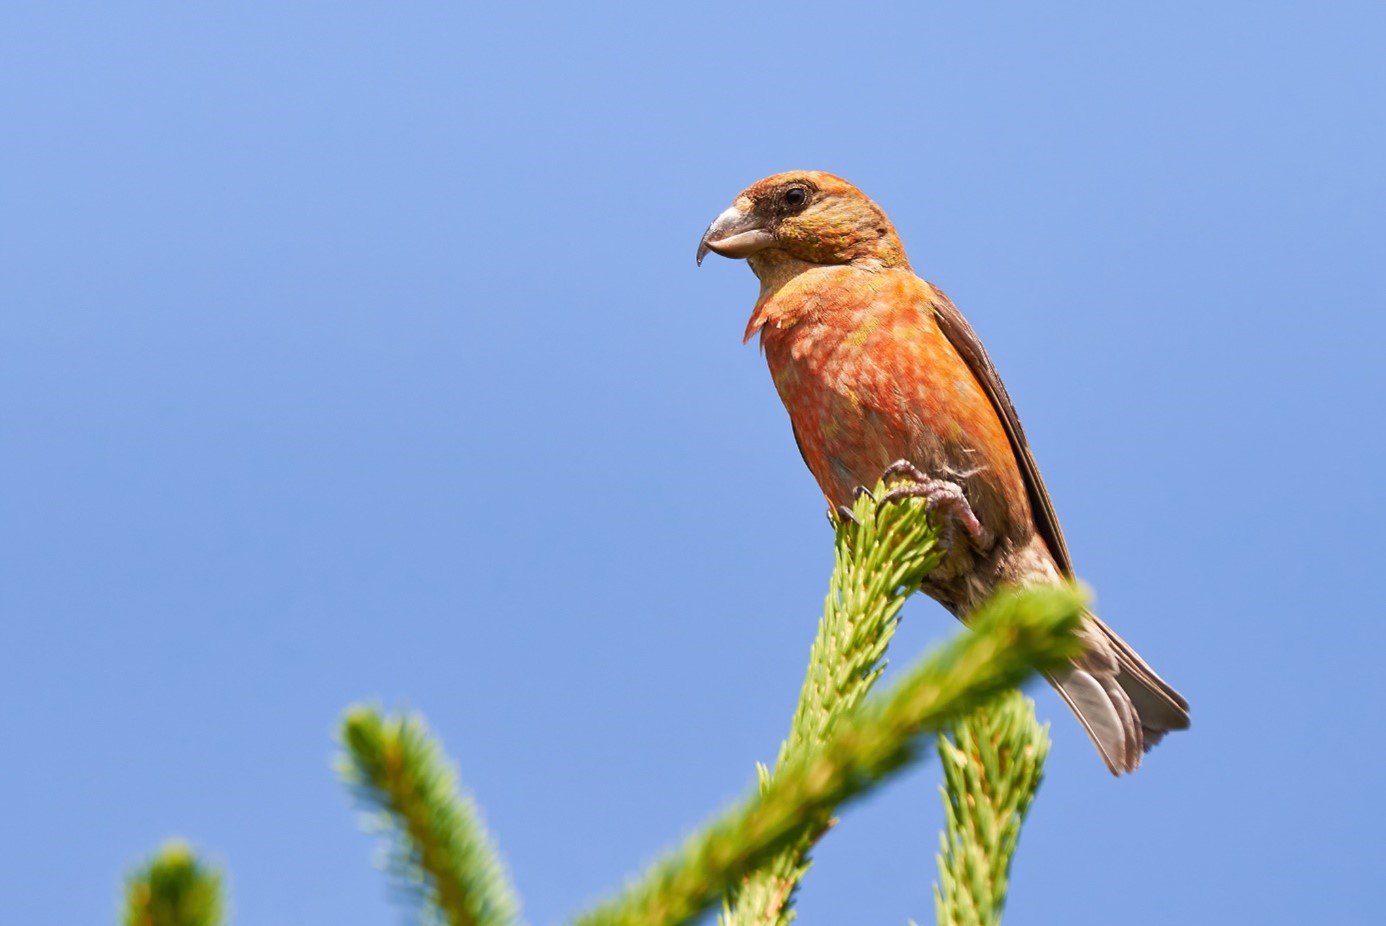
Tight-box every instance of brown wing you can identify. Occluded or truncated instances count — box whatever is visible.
[930,289,1074,575]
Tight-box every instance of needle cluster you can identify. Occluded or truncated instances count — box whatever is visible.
[116,487,1082,926]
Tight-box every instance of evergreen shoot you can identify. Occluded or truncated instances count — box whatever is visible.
[933,690,1051,926]
[722,486,944,926]
[575,490,1085,926]
[114,486,1086,926]
[338,707,519,926]
[122,841,223,926]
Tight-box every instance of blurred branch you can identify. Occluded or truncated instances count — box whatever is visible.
[122,840,223,926]
[339,707,519,926]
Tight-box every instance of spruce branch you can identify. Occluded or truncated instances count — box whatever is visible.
[933,690,1050,926]
[723,488,944,926]
[338,707,520,926]
[122,840,223,926]
[573,573,1085,926]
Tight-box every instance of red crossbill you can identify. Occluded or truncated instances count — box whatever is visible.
[698,171,1188,774]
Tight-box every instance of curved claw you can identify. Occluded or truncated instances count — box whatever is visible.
[851,485,877,503]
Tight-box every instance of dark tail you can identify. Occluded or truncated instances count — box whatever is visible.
[1047,612,1190,775]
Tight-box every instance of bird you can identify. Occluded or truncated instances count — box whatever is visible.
[697,170,1188,774]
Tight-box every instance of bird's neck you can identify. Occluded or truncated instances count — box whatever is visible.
[743,260,907,345]
[747,250,823,296]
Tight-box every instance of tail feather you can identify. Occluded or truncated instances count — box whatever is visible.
[1048,611,1190,775]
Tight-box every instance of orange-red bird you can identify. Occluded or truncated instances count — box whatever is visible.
[698,171,1188,774]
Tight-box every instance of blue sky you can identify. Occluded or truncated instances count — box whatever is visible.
[3,3,1383,923]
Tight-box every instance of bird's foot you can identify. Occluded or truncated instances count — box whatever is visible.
[879,460,985,543]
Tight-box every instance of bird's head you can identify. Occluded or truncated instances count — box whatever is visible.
[697,171,909,272]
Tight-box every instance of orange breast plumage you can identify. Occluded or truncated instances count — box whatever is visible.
[754,268,1029,538]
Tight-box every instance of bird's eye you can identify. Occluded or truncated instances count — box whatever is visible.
[784,187,808,208]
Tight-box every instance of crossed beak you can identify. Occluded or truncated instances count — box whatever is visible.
[696,203,775,265]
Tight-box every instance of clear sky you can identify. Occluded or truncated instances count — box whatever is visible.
[3,4,1383,924]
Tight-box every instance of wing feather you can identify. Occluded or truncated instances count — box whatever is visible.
[930,289,1074,575]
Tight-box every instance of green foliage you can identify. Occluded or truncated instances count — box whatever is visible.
[723,488,946,926]
[934,691,1051,926]
[573,498,1085,926]
[717,489,1081,926]
[122,841,223,926]
[116,488,1086,926]
[338,707,519,926]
